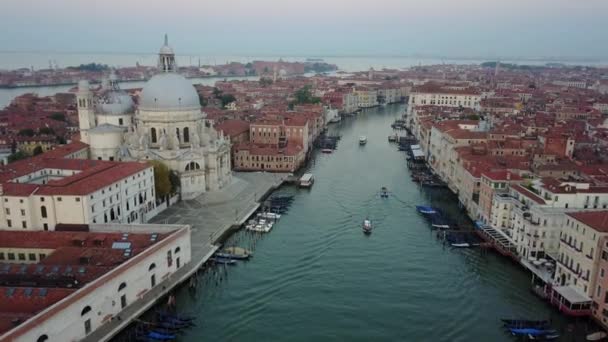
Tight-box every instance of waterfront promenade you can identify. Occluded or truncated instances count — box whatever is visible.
[83,172,286,342]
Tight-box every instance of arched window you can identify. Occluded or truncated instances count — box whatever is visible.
[37,335,49,342]
[118,282,127,291]
[148,263,156,271]
[175,246,181,254]
[183,127,190,143]
[40,206,47,219]
[185,161,201,171]
[151,128,157,143]
[81,306,92,316]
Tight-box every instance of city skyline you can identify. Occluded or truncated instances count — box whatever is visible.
[1,0,607,59]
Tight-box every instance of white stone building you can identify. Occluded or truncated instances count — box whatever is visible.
[0,149,155,230]
[77,36,232,200]
[0,224,191,342]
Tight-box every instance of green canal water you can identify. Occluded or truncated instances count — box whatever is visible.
[176,104,581,341]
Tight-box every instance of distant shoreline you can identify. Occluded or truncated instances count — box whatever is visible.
[0,74,258,90]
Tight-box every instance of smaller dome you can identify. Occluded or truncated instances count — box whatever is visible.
[78,80,90,92]
[98,91,134,115]
[160,45,174,55]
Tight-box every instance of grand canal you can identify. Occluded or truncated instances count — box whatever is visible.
[170,103,580,341]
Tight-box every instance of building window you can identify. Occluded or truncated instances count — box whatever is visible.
[84,319,92,335]
[22,221,27,229]
[57,197,62,202]
[151,128,157,143]
[0,253,4,260]
[40,206,47,218]
[6,220,11,228]
[28,253,36,261]
[5,208,9,215]
[119,118,124,125]
[20,209,25,216]
[18,253,25,261]
[183,127,190,143]
[43,223,48,231]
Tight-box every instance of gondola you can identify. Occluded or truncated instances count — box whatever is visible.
[501,319,550,328]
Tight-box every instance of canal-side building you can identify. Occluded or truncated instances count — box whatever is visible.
[592,235,608,326]
[0,224,191,342]
[0,145,155,230]
[478,171,523,225]
[553,211,608,316]
[408,83,481,116]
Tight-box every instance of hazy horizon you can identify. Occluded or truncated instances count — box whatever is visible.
[1,0,607,60]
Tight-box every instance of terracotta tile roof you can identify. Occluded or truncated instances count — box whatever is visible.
[567,211,608,233]
[511,184,546,204]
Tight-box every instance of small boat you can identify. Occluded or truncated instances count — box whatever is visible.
[509,328,557,336]
[587,331,608,341]
[380,186,389,198]
[450,243,470,248]
[388,135,397,142]
[431,216,450,229]
[362,218,373,235]
[215,252,250,260]
[257,212,281,219]
[359,136,367,145]
[501,319,550,328]
[209,257,237,265]
[528,333,560,340]
[299,173,314,188]
[416,205,438,215]
[321,148,333,154]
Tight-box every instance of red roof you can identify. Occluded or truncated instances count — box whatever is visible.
[567,211,608,233]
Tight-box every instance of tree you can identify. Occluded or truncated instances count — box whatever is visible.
[32,145,44,156]
[148,160,172,199]
[8,151,28,163]
[18,128,35,137]
[39,127,55,135]
[293,85,321,105]
[49,113,66,121]
[220,94,236,108]
[259,78,273,87]
[169,171,180,194]
[198,94,208,107]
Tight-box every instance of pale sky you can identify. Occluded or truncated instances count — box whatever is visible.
[1,0,607,59]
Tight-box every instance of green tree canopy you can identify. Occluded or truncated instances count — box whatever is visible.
[8,151,28,163]
[39,127,55,135]
[49,113,66,121]
[32,145,44,156]
[220,94,237,108]
[148,160,172,199]
[293,85,321,105]
[18,129,35,137]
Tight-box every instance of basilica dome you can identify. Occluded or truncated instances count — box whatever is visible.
[138,73,201,111]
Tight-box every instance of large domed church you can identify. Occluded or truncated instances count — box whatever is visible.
[77,35,232,199]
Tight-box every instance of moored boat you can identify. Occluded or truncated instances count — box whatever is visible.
[501,319,550,328]
[509,328,557,336]
[209,257,237,265]
[321,148,333,154]
[359,136,367,145]
[587,331,608,341]
[415,205,438,215]
[299,173,314,188]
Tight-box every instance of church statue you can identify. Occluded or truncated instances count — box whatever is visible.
[171,131,180,150]
[191,130,201,148]
[158,130,168,151]
[139,132,149,151]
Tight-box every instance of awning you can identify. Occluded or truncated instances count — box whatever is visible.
[553,285,591,304]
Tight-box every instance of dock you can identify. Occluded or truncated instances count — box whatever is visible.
[82,172,286,342]
[474,222,518,260]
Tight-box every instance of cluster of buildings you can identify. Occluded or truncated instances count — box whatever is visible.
[404,63,608,327]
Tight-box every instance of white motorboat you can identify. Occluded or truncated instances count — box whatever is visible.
[359,136,367,145]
